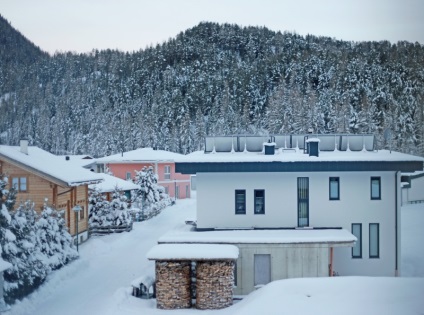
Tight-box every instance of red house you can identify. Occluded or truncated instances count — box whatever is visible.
[96,148,191,199]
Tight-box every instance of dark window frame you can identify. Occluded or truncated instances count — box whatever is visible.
[254,189,265,215]
[370,177,381,200]
[297,177,309,227]
[235,190,246,215]
[352,223,362,258]
[329,177,340,200]
[369,223,380,258]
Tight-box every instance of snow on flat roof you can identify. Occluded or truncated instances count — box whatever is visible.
[89,173,139,193]
[159,225,356,246]
[177,149,424,163]
[0,258,12,272]
[0,146,103,186]
[147,244,239,260]
[96,147,184,163]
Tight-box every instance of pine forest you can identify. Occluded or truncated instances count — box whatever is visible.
[1,18,423,157]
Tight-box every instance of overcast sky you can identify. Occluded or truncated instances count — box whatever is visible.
[1,0,423,55]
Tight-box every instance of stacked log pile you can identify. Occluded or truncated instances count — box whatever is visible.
[196,260,234,310]
[155,261,191,309]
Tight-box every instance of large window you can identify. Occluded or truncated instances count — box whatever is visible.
[254,190,265,214]
[352,223,362,258]
[235,190,246,214]
[12,176,27,192]
[297,177,309,227]
[371,177,381,200]
[329,177,340,200]
[164,165,171,180]
[369,223,380,258]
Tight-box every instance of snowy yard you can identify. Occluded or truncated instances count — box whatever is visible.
[6,199,424,315]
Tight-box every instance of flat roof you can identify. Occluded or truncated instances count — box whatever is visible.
[175,149,424,174]
[158,225,356,247]
[147,244,239,260]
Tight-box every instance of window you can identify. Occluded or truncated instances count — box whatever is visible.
[297,177,309,227]
[235,190,246,214]
[165,186,169,194]
[79,206,85,220]
[186,185,190,199]
[352,223,362,258]
[329,177,340,200]
[369,223,380,258]
[175,186,180,199]
[12,177,27,192]
[126,172,132,180]
[164,165,171,180]
[97,164,105,173]
[254,190,265,214]
[371,177,381,200]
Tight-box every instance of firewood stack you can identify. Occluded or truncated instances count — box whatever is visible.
[196,260,234,310]
[155,261,191,309]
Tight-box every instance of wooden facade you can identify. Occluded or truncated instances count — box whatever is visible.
[0,159,89,237]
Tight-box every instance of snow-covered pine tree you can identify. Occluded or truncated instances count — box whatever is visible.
[4,202,47,303]
[132,166,160,209]
[109,187,132,227]
[35,202,78,271]
[88,187,111,227]
[0,175,17,304]
[132,166,171,219]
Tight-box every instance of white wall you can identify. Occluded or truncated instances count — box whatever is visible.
[196,171,399,277]
[234,243,330,295]
[409,176,424,203]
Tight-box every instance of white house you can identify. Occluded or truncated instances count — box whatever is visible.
[163,134,424,295]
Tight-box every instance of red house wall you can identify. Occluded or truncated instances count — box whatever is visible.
[106,162,191,199]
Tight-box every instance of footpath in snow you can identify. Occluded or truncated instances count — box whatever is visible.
[5,200,424,315]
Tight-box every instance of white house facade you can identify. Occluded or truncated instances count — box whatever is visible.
[168,134,424,295]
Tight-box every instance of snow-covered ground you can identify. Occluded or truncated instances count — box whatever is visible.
[5,199,424,315]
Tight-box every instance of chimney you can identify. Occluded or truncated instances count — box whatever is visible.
[20,139,29,155]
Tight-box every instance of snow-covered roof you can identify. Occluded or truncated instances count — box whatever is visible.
[89,173,139,193]
[159,225,356,246]
[96,147,184,163]
[58,155,96,168]
[0,258,12,272]
[147,244,239,260]
[178,149,424,164]
[0,145,103,187]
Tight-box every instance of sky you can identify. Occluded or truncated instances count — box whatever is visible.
[1,0,424,55]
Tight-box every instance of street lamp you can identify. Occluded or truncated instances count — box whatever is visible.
[72,205,82,252]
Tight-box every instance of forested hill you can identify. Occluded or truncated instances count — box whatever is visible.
[0,21,423,157]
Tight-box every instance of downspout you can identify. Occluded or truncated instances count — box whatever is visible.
[395,171,399,276]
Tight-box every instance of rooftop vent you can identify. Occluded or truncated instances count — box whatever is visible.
[264,139,276,155]
[306,138,320,157]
